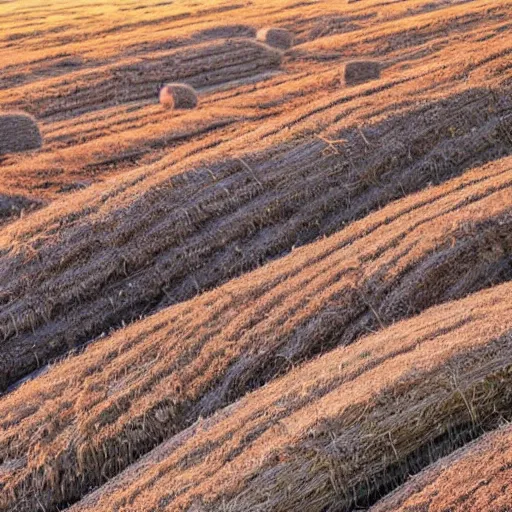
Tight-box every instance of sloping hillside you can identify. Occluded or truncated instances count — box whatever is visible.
[1,156,511,511]
[1,0,512,510]
[66,281,512,511]
[2,21,512,391]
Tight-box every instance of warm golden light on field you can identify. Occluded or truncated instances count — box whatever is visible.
[1,0,511,510]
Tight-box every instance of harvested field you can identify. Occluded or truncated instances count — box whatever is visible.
[65,281,512,512]
[2,0,512,510]
[2,83,512,393]
[0,39,282,121]
[1,0,510,210]
[371,424,512,512]
[1,156,512,511]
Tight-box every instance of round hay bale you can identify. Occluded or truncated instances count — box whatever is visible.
[159,83,198,109]
[256,27,293,50]
[0,112,42,155]
[344,60,381,86]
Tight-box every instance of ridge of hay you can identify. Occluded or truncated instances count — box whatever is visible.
[0,0,509,205]
[67,280,512,512]
[0,112,42,154]
[370,424,512,512]
[0,0,511,509]
[1,156,511,512]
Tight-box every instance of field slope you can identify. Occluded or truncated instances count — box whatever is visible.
[1,0,512,510]
[2,29,512,392]
[1,155,512,512]
[67,281,512,512]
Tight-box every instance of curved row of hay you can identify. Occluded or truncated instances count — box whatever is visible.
[296,0,511,62]
[1,39,282,120]
[1,156,511,511]
[0,98,269,211]
[67,280,512,512]
[371,424,512,512]
[1,83,512,392]
[0,0,457,71]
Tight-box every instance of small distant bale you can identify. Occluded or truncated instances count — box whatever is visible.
[344,61,381,86]
[159,83,198,109]
[0,112,42,155]
[256,27,293,50]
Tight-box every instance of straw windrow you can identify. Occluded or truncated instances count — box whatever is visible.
[370,424,512,512]
[2,39,282,121]
[67,281,512,512]
[1,156,511,512]
[1,85,511,394]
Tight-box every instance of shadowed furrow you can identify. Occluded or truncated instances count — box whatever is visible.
[370,424,512,512]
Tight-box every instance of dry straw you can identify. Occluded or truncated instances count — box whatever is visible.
[53,283,512,512]
[1,158,512,512]
[159,83,198,109]
[0,112,42,154]
[5,39,283,119]
[257,27,293,50]
[371,424,512,512]
[344,60,381,86]
[1,87,512,393]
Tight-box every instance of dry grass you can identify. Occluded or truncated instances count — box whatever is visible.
[344,60,381,86]
[0,0,510,210]
[66,281,512,512]
[1,82,512,393]
[0,38,282,121]
[1,0,512,509]
[371,424,512,512]
[0,193,42,226]
[1,156,511,511]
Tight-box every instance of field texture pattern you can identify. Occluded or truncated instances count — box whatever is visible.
[1,0,512,511]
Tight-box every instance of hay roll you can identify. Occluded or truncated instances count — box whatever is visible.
[159,83,198,109]
[344,60,381,86]
[256,27,293,50]
[0,112,42,154]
